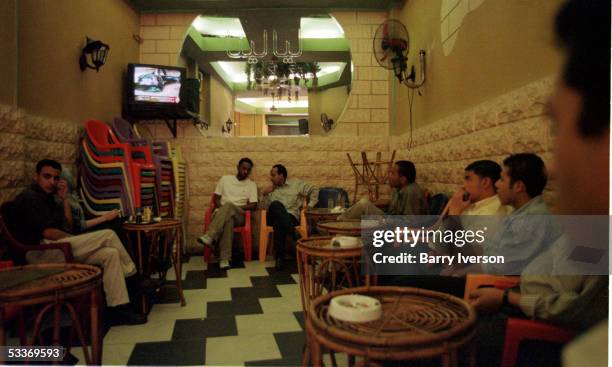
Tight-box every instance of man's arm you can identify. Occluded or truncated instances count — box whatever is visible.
[213,194,222,209]
[85,209,120,229]
[56,180,73,231]
[300,181,319,208]
[242,202,258,211]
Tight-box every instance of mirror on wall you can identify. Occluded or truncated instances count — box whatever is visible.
[180,11,352,137]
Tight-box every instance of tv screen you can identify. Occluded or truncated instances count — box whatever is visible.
[130,64,184,104]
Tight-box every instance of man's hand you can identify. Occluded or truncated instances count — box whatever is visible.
[56,180,68,200]
[447,189,471,216]
[261,186,274,195]
[468,287,504,313]
[102,209,120,222]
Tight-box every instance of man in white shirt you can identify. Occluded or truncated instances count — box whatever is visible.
[432,160,512,256]
[198,158,258,269]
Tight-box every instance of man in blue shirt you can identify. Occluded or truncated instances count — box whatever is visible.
[448,153,562,275]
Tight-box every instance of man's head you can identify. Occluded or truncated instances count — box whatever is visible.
[236,157,254,181]
[34,159,62,194]
[495,154,547,207]
[550,0,610,214]
[270,164,287,186]
[463,160,502,203]
[388,160,416,189]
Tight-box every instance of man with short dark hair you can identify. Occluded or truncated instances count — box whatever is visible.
[198,157,258,270]
[469,2,609,363]
[262,164,318,270]
[447,153,562,275]
[10,159,146,325]
[338,160,429,219]
[429,160,512,257]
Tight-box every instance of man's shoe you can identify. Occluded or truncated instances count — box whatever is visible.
[219,259,231,270]
[197,235,213,247]
[107,306,147,326]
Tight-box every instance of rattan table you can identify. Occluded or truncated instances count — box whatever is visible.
[306,286,477,367]
[123,219,185,312]
[317,220,381,237]
[0,264,103,365]
[306,208,344,223]
[297,237,376,366]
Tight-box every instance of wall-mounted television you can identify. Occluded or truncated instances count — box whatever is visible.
[125,63,187,118]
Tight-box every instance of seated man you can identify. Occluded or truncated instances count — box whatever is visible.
[10,159,147,325]
[261,164,318,270]
[198,158,258,270]
[469,2,609,363]
[430,159,512,256]
[338,160,429,220]
[446,153,562,276]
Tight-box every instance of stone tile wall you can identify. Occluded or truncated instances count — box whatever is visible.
[0,104,81,204]
[391,76,556,202]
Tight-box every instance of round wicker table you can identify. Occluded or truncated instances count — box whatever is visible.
[123,219,185,312]
[297,237,376,366]
[306,208,344,223]
[0,263,103,365]
[317,220,380,237]
[306,286,477,367]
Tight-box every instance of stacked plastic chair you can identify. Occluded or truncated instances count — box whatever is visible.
[150,141,175,218]
[112,118,175,218]
[167,142,187,221]
[80,119,157,216]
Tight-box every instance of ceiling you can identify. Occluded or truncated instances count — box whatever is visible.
[128,0,403,12]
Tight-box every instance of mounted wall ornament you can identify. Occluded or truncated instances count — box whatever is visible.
[222,117,234,134]
[79,37,110,72]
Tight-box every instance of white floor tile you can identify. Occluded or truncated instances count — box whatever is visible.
[205,334,281,365]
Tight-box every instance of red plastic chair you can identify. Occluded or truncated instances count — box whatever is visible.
[202,194,252,262]
[464,274,576,367]
[84,120,156,209]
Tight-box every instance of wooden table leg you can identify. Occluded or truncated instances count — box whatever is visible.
[174,227,186,306]
[90,288,101,365]
[137,231,143,274]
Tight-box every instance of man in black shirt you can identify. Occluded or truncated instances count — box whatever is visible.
[10,159,146,325]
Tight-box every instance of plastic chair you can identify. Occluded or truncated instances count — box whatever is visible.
[258,203,308,263]
[314,187,350,208]
[202,194,253,262]
[464,274,576,367]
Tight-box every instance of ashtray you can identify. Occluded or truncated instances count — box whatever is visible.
[153,217,162,223]
[328,294,382,323]
[330,236,362,248]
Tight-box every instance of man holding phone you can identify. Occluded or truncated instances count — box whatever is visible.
[9,159,147,325]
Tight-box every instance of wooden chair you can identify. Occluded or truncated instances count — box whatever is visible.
[0,202,74,265]
[258,202,308,263]
[202,194,253,262]
[0,260,27,346]
[464,274,576,367]
[346,150,396,203]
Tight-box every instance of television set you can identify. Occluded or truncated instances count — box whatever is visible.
[125,63,187,118]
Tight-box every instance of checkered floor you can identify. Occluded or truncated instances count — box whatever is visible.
[69,255,326,366]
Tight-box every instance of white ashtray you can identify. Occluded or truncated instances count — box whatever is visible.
[153,217,162,223]
[328,294,382,323]
[361,219,381,228]
[330,206,346,213]
[330,236,362,248]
